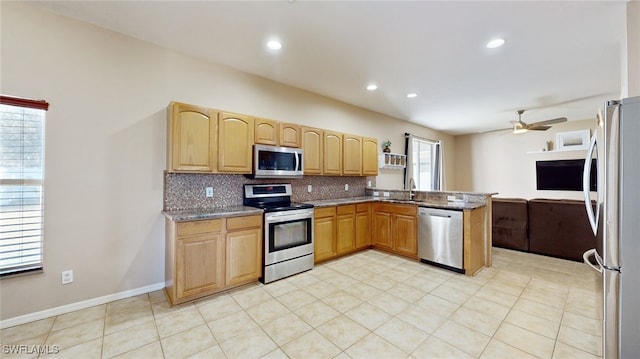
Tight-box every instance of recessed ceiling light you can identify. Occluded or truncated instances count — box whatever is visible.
[486,38,505,49]
[366,84,378,91]
[267,40,282,50]
[407,93,418,98]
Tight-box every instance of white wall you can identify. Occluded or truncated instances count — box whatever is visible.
[454,119,597,200]
[622,1,640,97]
[0,3,454,321]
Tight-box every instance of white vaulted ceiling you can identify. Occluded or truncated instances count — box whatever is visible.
[27,0,628,134]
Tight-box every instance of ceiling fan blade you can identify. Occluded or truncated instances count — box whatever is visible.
[528,125,552,131]
[529,117,568,126]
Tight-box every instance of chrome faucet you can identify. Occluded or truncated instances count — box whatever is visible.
[408,177,416,200]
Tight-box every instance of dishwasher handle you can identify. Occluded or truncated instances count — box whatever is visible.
[428,213,452,219]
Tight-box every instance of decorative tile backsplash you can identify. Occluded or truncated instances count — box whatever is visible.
[164,173,372,211]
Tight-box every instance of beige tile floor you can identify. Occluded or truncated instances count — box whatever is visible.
[1,248,603,359]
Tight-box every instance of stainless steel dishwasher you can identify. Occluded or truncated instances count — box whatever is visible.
[418,207,464,273]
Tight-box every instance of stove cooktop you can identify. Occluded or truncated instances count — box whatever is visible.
[250,201,314,213]
[243,183,313,212]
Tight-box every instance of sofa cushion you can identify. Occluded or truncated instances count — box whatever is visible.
[492,198,529,251]
[528,198,596,262]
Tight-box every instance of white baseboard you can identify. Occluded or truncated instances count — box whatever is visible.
[0,282,165,329]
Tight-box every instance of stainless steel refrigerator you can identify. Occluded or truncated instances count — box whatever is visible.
[583,96,640,359]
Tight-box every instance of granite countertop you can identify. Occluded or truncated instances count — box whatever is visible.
[163,206,263,222]
[412,200,484,210]
[164,195,486,222]
[305,196,485,210]
[304,196,374,207]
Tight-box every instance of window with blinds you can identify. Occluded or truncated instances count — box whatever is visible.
[0,95,49,276]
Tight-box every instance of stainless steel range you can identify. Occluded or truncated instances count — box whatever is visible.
[243,184,314,283]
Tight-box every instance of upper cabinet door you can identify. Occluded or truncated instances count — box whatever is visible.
[362,137,379,176]
[323,130,342,175]
[279,123,301,148]
[343,134,362,175]
[302,127,323,174]
[218,112,254,173]
[254,118,278,146]
[167,102,217,172]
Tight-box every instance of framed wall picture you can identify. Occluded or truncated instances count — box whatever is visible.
[556,129,590,151]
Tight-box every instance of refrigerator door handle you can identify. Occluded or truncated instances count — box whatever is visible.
[583,248,603,273]
[583,131,599,235]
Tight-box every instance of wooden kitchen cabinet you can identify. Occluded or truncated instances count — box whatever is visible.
[314,206,337,262]
[167,104,255,174]
[324,130,343,175]
[225,215,262,286]
[336,205,356,255]
[343,134,362,175]
[373,209,393,250]
[165,214,263,306]
[279,123,301,148]
[394,212,418,257]
[254,118,278,146]
[167,101,377,177]
[167,219,225,304]
[218,112,254,173]
[372,203,418,258]
[355,203,371,249]
[362,137,379,176]
[255,119,301,148]
[302,126,323,175]
[167,102,217,172]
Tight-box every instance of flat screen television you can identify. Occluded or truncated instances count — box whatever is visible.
[536,159,597,191]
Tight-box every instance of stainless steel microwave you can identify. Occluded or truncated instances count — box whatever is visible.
[253,144,304,178]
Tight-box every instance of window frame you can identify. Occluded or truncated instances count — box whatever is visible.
[0,95,49,277]
[405,134,442,191]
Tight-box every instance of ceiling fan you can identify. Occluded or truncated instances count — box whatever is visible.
[511,109,567,134]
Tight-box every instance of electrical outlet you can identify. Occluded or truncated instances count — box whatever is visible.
[307,185,312,193]
[368,181,372,187]
[206,187,214,198]
[373,191,379,196]
[61,270,73,284]
[383,192,390,197]
[344,184,349,191]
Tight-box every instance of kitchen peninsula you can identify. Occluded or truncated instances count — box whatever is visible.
[307,189,494,276]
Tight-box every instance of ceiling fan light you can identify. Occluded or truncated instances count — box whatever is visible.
[513,126,528,134]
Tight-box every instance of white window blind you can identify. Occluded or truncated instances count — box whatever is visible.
[0,95,48,276]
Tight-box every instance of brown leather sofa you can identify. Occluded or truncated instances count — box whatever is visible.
[528,198,596,262]
[492,197,597,262]
[492,198,529,252]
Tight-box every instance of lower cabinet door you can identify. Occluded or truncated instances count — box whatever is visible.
[394,214,417,256]
[336,212,356,255]
[373,211,393,250]
[176,233,225,299]
[226,228,262,286]
[355,204,371,249]
[314,215,337,262]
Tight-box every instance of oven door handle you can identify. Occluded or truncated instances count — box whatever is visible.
[265,212,312,222]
